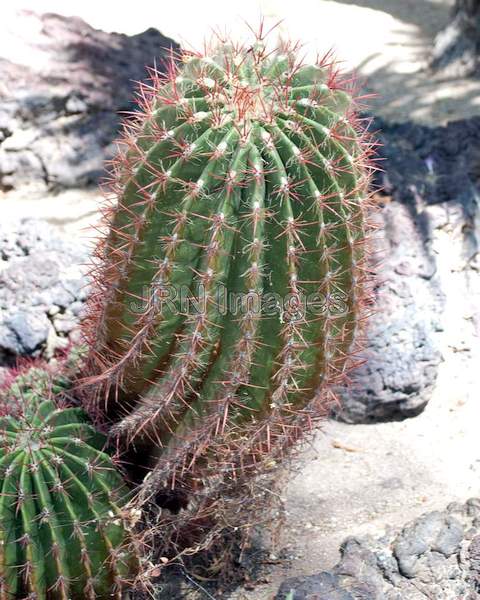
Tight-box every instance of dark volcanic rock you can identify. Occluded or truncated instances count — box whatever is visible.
[276,499,480,599]
[338,199,443,422]
[0,10,178,191]
[373,116,480,209]
[276,571,377,599]
[337,116,480,422]
[0,219,89,362]
[430,0,480,79]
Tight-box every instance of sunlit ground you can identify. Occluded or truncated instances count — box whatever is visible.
[2,0,445,70]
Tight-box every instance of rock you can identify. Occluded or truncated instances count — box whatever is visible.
[276,499,480,599]
[5,310,51,354]
[373,117,480,210]
[53,314,77,335]
[0,11,178,191]
[430,0,480,79]
[0,323,21,355]
[276,572,370,600]
[0,219,89,363]
[338,200,443,422]
[337,116,480,422]
[393,512,464,577]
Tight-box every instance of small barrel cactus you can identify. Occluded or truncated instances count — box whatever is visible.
[0,367,137,599]
[83,28,376,496]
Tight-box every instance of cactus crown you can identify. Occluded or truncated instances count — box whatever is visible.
[83,26,376,496]
[0,368,136,599]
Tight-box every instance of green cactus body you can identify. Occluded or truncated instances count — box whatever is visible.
[84,34,375,492]
[0,370,136,599]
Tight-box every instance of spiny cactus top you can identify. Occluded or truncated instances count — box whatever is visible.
[0,369,136,599]
[83,27,376,493]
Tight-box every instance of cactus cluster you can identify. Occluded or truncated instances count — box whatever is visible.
[0,367,136,599]
[83,27,376,497]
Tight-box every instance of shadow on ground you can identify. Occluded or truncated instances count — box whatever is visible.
[329,0,452,35]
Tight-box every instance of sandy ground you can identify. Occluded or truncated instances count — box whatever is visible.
[2,2,480,598]
[229,371,480,598]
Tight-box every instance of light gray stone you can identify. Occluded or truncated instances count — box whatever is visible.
[0,219,89,363]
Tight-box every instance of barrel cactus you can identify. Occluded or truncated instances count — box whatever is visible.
[0,367,137,599]
[83,30,376,498]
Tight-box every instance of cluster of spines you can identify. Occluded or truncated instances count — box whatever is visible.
[81,24,378,498]
[0,369,137,599]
